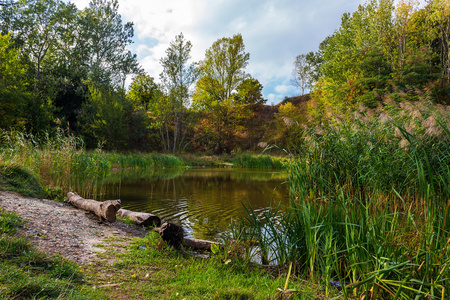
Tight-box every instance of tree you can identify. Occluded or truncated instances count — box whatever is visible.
[429,0,450,85]
[128,73,159,111]
[79,0,141,88]
[292,54,313,95]
[234,78,266,105]
[0,33,29,129]
[0,0,68,87]
[309,0,449,114]
[159,33,197,153]
[0,0,78,133]
[196,34,250,103]
[79,84,152,150]
[193,34,252,153]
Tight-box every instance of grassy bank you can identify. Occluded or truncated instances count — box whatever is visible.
[0,208,90,299]
[0,206,325,299]
[234,101,450,299]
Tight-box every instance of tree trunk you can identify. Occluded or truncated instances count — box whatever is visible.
[65,192,121,222]
[117,208,161,227]
[154,222,219,251]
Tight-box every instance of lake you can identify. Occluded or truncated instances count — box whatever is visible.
[103,168,289,241]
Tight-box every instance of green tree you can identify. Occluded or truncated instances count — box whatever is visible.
[159,33,197,153]
[0,33,29,129]
[128,73,159,110]
[234,78,265,105]
[311,0,447,113]
[79,84,152,150]
[80,0,141,88]
[193,34,252,153]
[429,0,450,85]
[196,33,250,103]
[0,0,77,133]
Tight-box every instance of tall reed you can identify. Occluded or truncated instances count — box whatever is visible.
[0,130,186,198]
[0,129,110,198]
[234,103,450,298]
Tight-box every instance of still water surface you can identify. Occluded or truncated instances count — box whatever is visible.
[103,168,289,241]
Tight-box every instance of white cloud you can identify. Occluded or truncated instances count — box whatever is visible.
[70,0,366,103]
[275,84,298,95]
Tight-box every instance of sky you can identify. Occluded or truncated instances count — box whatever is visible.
[71,0,367,104]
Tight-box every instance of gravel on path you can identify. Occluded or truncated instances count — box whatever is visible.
[0,191,146,264]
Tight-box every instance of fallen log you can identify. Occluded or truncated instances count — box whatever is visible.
[183,237,219,251]
[65,192,121,222]
[155,222,219,250]
[117,208,161,227]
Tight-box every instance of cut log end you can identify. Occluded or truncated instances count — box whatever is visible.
[65,192,121,223]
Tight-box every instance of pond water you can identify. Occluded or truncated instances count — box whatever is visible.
[102,168,290,242]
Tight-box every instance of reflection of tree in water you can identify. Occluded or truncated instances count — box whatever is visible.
[104,169,289,241]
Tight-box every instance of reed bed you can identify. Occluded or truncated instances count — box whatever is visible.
[0,130,184,198]
[233,100,450,299]
[0,130,110,198]
[105,152,183,170]
[232,153,288,169]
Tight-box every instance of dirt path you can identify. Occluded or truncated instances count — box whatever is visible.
[0,191,146,264]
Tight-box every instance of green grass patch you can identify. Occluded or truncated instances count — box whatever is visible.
[0,209,95,299]
[80,232,320,299]
[232,154,288,169]
[0,165,46,198]
[106,152,184,170]
[179,154,231,167]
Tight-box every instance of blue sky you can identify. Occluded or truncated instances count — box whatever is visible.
[71,0,367,104]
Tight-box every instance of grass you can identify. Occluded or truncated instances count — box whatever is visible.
[0,208,91,299]
[0,130,187,199]
[179,154,232,167]
[231,154,288,169]
[80,232,322,299]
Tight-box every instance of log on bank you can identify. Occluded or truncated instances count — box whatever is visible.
[65,192,121,222]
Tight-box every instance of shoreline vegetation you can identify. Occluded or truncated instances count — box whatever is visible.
[0,129,289,200]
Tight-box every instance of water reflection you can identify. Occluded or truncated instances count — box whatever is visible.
[102,168,289,241]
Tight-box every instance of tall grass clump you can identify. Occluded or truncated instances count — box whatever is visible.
[0,129,110,198]
[105,152,184,170]
[232,153,287,169]
[233,99,450,299]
